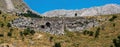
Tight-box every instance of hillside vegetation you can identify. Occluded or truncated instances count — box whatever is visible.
[0,11,120,47]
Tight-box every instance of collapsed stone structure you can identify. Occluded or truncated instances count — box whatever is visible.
[11,17,99,35]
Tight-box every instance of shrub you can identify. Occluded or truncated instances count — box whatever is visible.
[83,30,94,36]
[22,28,35,36]
[7,29,13,37]
[49,36,53,42]
[89,31,94,36]
[7,23,11,28]
[10,28,13,32]
[0,34,3,37]
[109,15,117,21]
[0,23,4,27]
[0,10,1,14]
[7,32,12,37]
[20,32,23,37]
[113,23,116,27]
[23,28,31,36]
[95,27,100,38]
[53,42,61,47]
[83,30,88,35]
[117,35,120,39]
[2,16,6,19]
[30,30,35,35]
[83,30,91,35]
[112,39,120,47]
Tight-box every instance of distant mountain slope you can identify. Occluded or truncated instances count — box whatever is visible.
[0,0,29,13]
[42,4,120,17]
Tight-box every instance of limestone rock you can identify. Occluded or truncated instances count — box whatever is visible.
[42,4,120,17]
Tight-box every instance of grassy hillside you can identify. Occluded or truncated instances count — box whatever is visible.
[0,12,120,47]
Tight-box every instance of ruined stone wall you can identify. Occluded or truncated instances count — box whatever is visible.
[11,17,99,35]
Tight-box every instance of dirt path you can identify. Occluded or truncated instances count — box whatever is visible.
[5,0,15,11]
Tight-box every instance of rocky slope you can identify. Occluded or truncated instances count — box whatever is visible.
[42,4,120,17]
[0,0,29,13]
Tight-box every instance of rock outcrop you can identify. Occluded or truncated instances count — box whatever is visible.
[42,4,120,17]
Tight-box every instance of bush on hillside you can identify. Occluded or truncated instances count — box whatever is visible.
[7,23,11,28]
[89,31,94,36]
[0,10,1,14]
[53,42,61,47]
[0,34,3,37]
[109,15,117,21]
[21,28,35,36]
[83,30,94,36]
[113,23,116,27]
[0,23,4,27]
[83,30,89,35]
[112,35,120,47]
[95,27,100,38]
[7,32,12,37]
[49,36,53,42]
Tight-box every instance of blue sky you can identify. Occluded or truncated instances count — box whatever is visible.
[24,0,120,13]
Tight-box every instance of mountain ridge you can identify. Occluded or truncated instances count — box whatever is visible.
[42,4,120,17]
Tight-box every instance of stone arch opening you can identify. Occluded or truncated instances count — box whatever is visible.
[46,22,51,27]
[41,25,45,29]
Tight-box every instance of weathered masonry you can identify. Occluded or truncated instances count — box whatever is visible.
[11,17,99,35]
